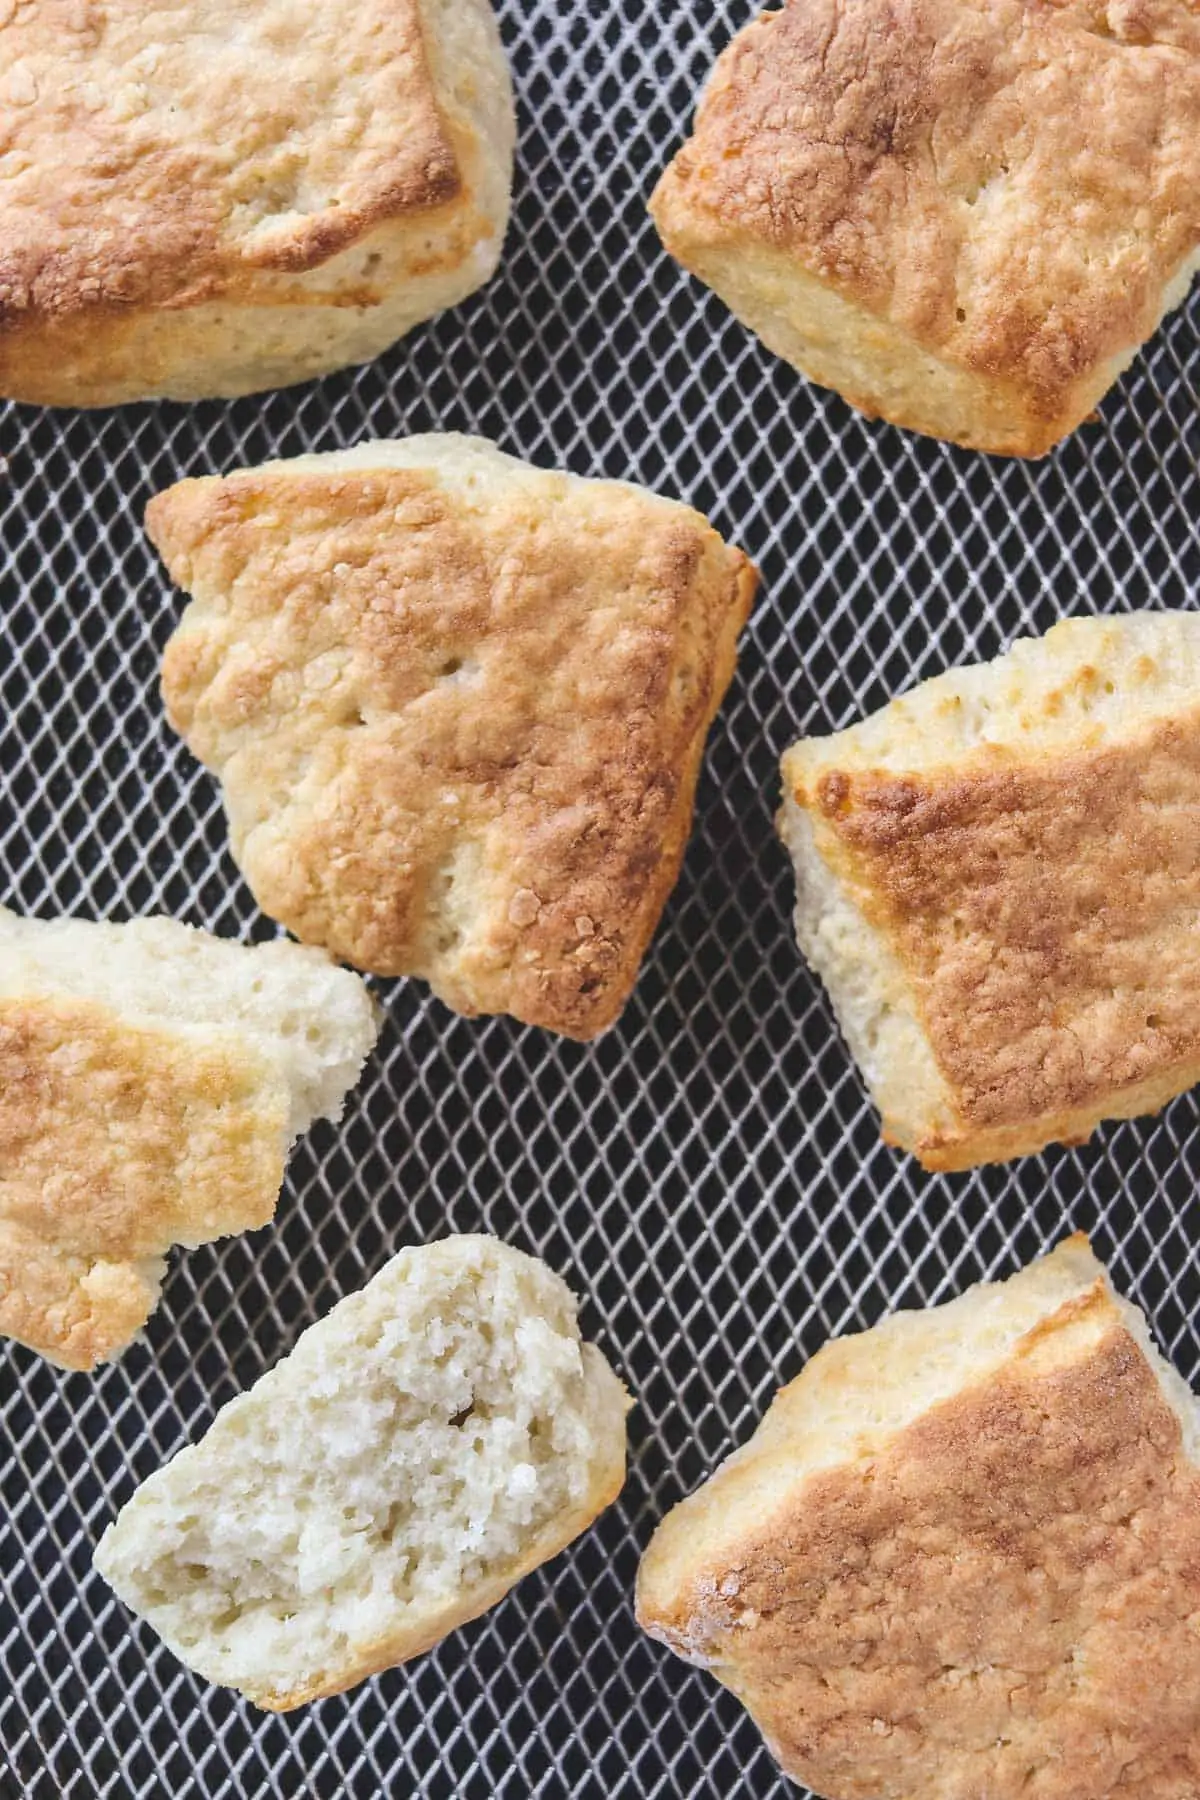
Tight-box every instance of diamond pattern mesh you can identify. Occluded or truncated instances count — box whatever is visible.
[2,2,1200,1796]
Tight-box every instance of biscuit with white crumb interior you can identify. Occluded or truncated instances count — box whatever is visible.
[95,1235,630,1710]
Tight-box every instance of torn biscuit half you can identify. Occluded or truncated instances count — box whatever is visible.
[0,908,378,1370]
[95,1234,629,1710]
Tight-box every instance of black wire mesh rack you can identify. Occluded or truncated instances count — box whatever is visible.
[2,2,1200,1797]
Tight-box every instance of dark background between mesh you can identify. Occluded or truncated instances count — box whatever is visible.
[2,2,1199,1796]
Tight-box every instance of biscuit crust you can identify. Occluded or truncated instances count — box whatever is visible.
[150,436,756,1039]
[637,1246,1200,1800]
[780,612,1200,1169]
[812,725,1200,1163]
[0,0,513,404]
[651,0,1200,456]
[0,909,377,1370]
[0,997,286,1371]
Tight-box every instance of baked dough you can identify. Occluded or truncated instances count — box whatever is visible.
[779,611,1200,1170]
[637,1234,1200,1800]
[0,0,513,406]
[0,908,378,1370]
[94,1235,629,1710]
[650,0,1200,457]
[149,434,756,1039]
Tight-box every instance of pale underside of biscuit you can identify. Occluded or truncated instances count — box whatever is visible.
[637,1235,1200,1800]
[778,611,1200,1170]
[0,0,513,406]
[94,1235,629,1710]
[148,434,757,1040]
[0,910,378,1371]
[650,0,1200,457]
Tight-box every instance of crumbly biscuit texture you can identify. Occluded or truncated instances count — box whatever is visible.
[0,909,378,1370]
[651,0,1200,455]
[0,0,514,404]
[779,611,1200,1169]
[94,1235,630,1710]
[150,434,756,1039]
[637,1235,1200,1800]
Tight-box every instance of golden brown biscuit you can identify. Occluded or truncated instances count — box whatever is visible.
[0,0,513,406]
[779,612,1200,1170]
[0,909,378,1370]
[650,0,1200,456]
[637,1235,1200,1800]
[149,435,757,1040]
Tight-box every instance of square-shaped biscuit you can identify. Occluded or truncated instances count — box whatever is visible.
[651,0,1200,456]
[637,1235,1200,1800]
[149,435,756,1040]
[779,612,1200,1170]
[0,0,513,406]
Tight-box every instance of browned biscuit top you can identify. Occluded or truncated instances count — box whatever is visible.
[0,996,286,1371]
[640,1290,1200,1800]
[0,0,459,329]
[151,446,755,1038]
[810,712,1200,1136]
[654,0,1200,426]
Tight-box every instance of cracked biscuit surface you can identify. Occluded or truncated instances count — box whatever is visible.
[149,434,756,1040]
[779,611,1200,1170]
[637,1235,1200,1800]
[0,0,513,404]
[0,909,378,1371]
[651,0,1200,455]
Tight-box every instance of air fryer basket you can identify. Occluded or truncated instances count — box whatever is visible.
[2,3,1199,1796]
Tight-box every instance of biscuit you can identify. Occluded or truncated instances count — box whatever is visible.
[148,434,757,1039]
[0,0,513,406]
[637,1234,1200,1800]
[0,909,378,1370]
[779,611,1200,1170]
[650,0,1200,457]
[94,1234,629,1710]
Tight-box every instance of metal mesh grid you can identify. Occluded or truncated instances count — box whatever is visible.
[2,1,1200,1795]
